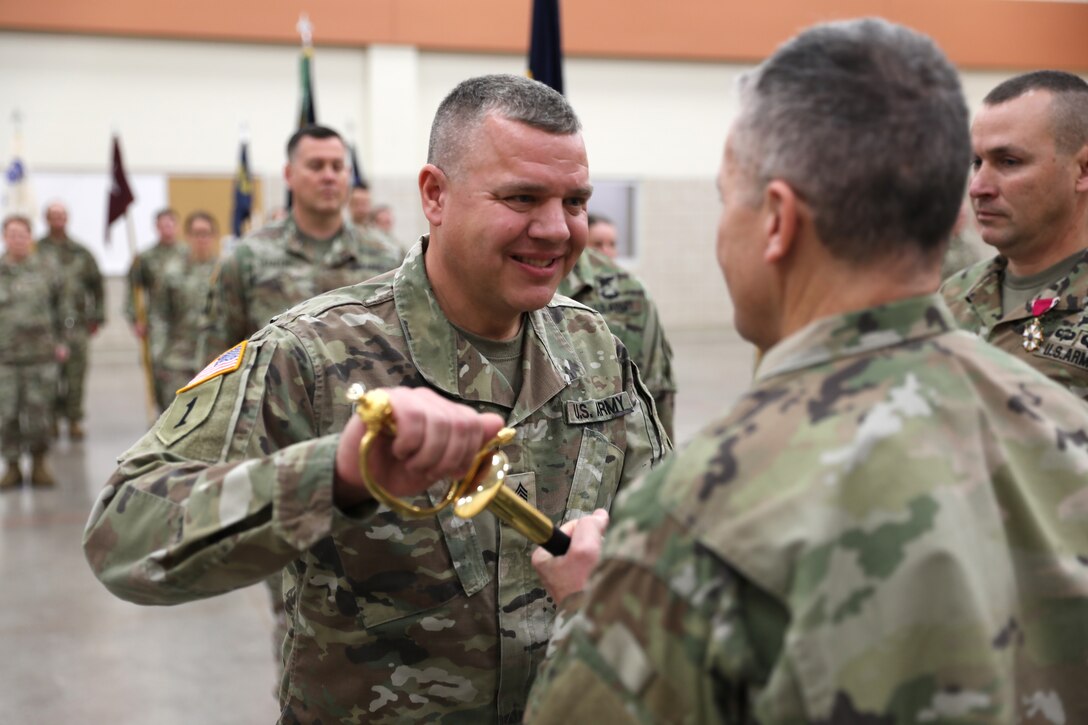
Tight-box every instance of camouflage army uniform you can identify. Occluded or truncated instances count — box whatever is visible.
[0,252,67,460]
[126,241,187,409]
[36,233,105,426]
[941,250,1088,400]
[558,249,676,439]
[157,254,217,399]
[199,216,403,362]
[83,240,668,723]
[527,294,1088,724]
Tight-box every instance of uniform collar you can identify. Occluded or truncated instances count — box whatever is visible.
[756,294,958,382]
[393,236,582,424]
[558,250,596,298]
[964,249,1088,324]
[283,215,359,265]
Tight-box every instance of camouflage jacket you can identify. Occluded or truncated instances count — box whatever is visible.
[198,216,403,362]
[558,249,676,439]
[159,256,217,375]
[0,252,67,364]
[126,241,187,363]
[83,240,668,724]
[36,233,105,330]
[941,250,1088,400]
[527,294,1088,724]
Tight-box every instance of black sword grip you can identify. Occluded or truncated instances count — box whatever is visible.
[542,525,571,556]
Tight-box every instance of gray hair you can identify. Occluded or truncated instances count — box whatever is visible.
[731,18,970,262]
[427,74,581,175]
[983,71,1088,155]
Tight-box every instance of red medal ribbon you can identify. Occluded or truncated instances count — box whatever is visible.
[1032,298,1059,317]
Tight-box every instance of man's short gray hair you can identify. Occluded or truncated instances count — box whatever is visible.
[983,71,1088,156]
[427,74,581,175]
[731,18,970,263]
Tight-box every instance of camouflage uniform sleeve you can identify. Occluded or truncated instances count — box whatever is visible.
[82,327,361,605]
[527,460,754,723]
[637,300,676,441]
[617,336,672,479]
[198,252,249,365]
[84,247,106,325]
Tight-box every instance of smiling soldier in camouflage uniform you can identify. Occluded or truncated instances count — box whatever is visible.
[941,72,1088,401]
[559,247,676,438]
[527,20,1088,724]
[83,74,668,723]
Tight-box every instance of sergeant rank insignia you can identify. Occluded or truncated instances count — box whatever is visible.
[1022,298,1058,352]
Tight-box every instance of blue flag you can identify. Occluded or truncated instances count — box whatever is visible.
[528,0,564,94]
[349,143,366,188]
[231,142,253,237]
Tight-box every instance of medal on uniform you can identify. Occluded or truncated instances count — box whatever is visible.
[1022,318,1044,352]
[1022,297,1058,352]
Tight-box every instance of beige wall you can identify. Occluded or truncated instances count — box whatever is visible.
[0,30,1081,329]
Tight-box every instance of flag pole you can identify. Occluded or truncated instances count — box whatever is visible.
[110,129,157,422]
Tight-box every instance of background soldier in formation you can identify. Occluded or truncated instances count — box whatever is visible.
[585,213,619,259]
[526,20,1088,723]
[83,74,667,723]
[36,202,105,441]
[941,71,1088,400]
[198,125,403,363]
[126,208,186,411]
[157,211,220,397]
[368,203,406,253]
[559,247,676,438]
[0,215,69,490]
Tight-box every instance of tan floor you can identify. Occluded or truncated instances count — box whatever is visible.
[0,278,753,723]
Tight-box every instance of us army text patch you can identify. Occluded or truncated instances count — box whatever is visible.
[565,392,634,424]
[1035,341,1088,371]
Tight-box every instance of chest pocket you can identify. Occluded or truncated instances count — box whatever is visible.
[560,392,633,523]
[563,427,625,523]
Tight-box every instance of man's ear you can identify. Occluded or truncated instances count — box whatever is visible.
[283,161,293,190]
[1074,143,1088,193]
[419,164,448,226]
[763,180,800,263]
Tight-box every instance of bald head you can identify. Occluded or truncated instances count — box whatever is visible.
[45,203,68,235]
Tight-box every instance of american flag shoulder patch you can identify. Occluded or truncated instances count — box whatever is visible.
[177,341,247,394]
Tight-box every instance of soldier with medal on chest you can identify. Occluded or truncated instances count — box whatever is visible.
[940,70,1088,400]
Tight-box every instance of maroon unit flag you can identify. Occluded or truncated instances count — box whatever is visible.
[105,135,135,243]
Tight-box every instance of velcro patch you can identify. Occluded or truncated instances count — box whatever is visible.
[565,392,634,424]
[157,374,223,447]
[1034,341,1088,371]
[177,341,247,394]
